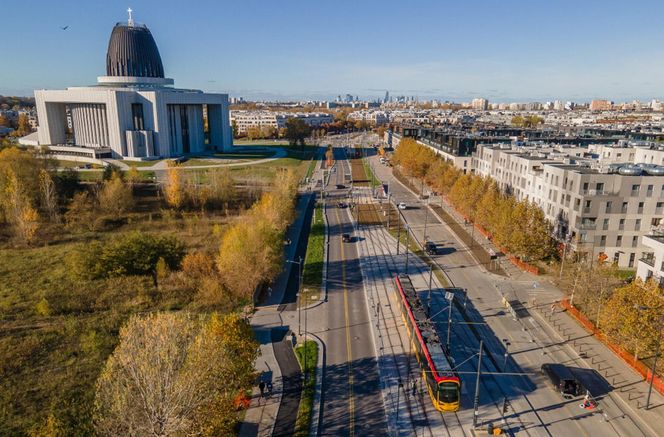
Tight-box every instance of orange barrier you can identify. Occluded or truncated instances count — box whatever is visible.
[560,298,664,396]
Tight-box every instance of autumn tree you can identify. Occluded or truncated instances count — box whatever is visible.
[601,278,664,358]
[39,169,59,223]
[98,173,134,219]
[94,312,258,436]
[65,191,99,231]
[164,165,185,209]
[2,169,39,244]
[217,216,283,299]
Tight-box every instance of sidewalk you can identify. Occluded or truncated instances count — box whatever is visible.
[239,190,315,437]
[532,302,664,436]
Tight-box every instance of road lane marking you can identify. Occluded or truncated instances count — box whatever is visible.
[336,180,356,436]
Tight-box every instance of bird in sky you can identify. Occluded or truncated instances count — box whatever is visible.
[60,25,69,31]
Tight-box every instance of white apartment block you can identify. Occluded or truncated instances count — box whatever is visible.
[474,143,664,268]
[636,234,664,286]
[230,110,333,134]
[471,98,489,111]
[347,110,390,125]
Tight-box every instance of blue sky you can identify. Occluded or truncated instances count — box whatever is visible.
[2,0,664,102]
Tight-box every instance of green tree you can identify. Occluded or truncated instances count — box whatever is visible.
[72,232,186,283]
[284,118,311,148]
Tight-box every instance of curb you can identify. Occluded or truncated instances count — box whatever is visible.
[308,332,325,437]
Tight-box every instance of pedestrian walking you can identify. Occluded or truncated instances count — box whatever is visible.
[267,381,273,398]
[259,381,266,401]
[411,380,417,397]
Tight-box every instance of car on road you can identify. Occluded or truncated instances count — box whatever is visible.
[336,184,345,189]
[425,241,438,255]
[342,233,352,243]
[338,202,347,208]
[398,202,408,210]
[541,363,583,399]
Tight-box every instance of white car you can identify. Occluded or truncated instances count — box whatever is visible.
[398,202,407,210]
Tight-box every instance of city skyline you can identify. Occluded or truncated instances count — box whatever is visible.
[4,0,664,101]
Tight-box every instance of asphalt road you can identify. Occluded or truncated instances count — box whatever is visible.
[368,147,655,436]
[317,144,388,436]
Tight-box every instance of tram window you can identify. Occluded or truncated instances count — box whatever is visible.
[438,382,459,403]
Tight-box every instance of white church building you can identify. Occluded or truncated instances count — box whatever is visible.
[21,10,233,160]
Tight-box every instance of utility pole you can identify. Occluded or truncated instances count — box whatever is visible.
[427,264,433,316]
[405,224,410,273]
[396,213,401,255]
[423,197,430,241]
[446,293,454,351]
[473,340,484,429]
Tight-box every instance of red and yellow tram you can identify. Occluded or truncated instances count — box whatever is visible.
[395,274,461,412]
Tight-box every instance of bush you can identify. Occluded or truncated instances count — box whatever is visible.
[72,232,186,280]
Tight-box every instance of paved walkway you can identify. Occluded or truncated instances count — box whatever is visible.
[239,150,324,437]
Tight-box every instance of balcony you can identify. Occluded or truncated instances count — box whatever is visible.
[640,253,655,267]
[579,222,597,230]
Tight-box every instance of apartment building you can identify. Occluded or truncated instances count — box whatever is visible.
[636,234,664,286]
[230,110,333,135]
[347,110,390,125]
[474,143,664,268]
[471,98,489,110]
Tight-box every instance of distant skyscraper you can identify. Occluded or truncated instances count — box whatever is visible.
[384,90,389,104]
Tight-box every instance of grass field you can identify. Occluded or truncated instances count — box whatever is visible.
[301,203,324,306]
[233,138,289,146]
[294,340,318,437]
[0,189,243,434]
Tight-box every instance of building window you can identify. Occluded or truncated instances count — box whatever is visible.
[596,182,604,192]
[631,184,640,196]
[629,253,635,268]
[617,235,623,246]
[613,252,620,264]
[605,201,612,213]
[647,185,654,197]
[131,103,144,131]
[635,219,641,231]
[600,235,606,246]
[638,201,644,214]
[603,218,609,230]
[632,236,638,247]
[619,218,625,230]
[622,202,628,213]
[657,202,664,214]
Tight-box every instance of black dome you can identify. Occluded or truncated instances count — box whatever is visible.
[106,23,164,78]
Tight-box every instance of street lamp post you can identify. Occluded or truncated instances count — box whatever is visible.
[396,210,401,255]
[404,224,410,273]
[473,340,484,429]
[396,379,403,430]
[286,257,304,335]
[423,197,430,242]
[503,339,511,372]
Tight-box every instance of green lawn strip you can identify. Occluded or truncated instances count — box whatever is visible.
[124,160,159,167]
[362,158,380,188]
[301,203,324,306]
[294,340,318,437]
[304,158,316,181]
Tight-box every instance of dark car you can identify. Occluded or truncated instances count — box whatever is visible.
[541,363,583,399]
[425,241,438,255]
[336,184,345,189]
[338,202,347,208]
[342,233,351,243]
